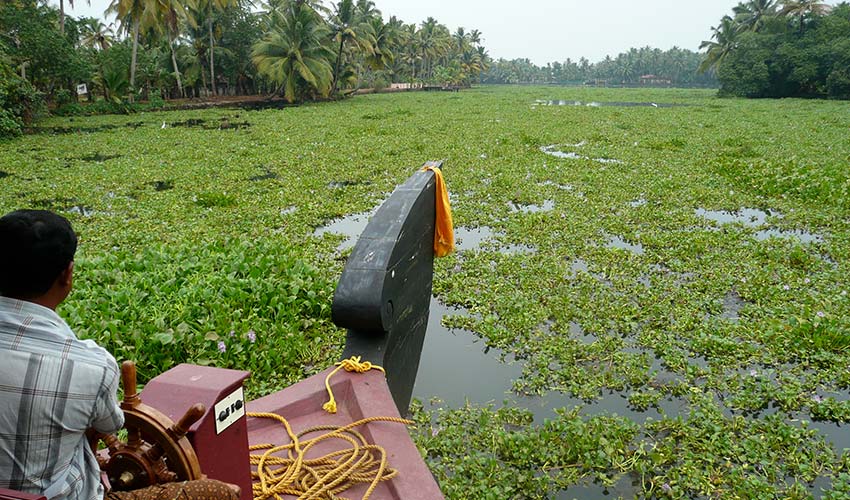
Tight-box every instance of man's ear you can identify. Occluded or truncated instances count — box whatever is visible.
[60,261,74,289]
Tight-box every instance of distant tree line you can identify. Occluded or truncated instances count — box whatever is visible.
[482,47,718,87]
[700,0,850,98]
[0,0,489,137]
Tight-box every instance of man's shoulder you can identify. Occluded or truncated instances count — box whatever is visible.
[0,298,119,379]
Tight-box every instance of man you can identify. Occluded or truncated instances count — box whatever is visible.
[0,210,238,500]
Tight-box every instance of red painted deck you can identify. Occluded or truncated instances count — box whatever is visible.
[246,368,444,500]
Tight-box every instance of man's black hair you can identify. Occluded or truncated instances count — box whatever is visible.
[0,210,78,298]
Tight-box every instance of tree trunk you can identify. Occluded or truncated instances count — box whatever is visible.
[130,18,139,103]
[59,0,65,34]
[170,36,183,97]
[208,15,217,96]
[332,36,345,95]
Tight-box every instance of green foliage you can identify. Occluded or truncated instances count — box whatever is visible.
[2,86,849,497]
[55,88,73,107]
[0,48,42,138]
[709,2,850,98]
[61,239,337,397]
[0,2,86,90]
[251,3,334,102]
[485,47,717,87]
[194,192,237,208]
[718,34,773,97]
[410,403,639,499]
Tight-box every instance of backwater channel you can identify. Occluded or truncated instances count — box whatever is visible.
[313,200,846,499]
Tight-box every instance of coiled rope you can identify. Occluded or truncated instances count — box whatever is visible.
[247,357,412,500]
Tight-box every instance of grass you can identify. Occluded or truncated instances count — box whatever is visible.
[2,86,849,498]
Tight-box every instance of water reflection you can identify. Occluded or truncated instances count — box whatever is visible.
[313,209,376,251]
[413,298,683,425]
[508,200,555,213]
[541,145,623,164]
[695,207,824,244]
[533,100,679,108]
[606,235,645,255]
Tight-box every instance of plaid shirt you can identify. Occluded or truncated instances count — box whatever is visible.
[0,296,124,500]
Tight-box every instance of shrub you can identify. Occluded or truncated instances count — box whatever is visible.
[0,49,43,137]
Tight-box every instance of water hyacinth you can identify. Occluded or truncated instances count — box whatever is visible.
[247,330,257,343]
[10,86,850,500]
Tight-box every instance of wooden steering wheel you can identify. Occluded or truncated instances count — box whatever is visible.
[95,361,206,492]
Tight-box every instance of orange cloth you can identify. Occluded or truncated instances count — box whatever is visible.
[422,165,455,257]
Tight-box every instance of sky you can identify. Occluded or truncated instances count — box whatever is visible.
[54,0,832,65]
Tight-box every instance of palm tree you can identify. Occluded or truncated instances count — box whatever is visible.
[145,0,196,97]
[416,17,450,81]
[195,0,238,96]
[252,2,333,102]
[468,29,482,46]
[363,15,395,71]
[779,0,831,32]
[329,0,369,94]
[79,17,115,50]
[354,0,379,20]
[108,0,148,100]
[59,0,90,34]
[733,0,778,32]
[699,15,739,73]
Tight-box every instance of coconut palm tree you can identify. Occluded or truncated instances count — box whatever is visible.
[354,0,379,20]
[145,0,196,97]
[108,0,148,100]
[59,0,90,34]
[195,0,237,95]
[329,0,371,94]
[363,15,395,71]
[733,0,778,32]
[779,0,831,32]
[416,17,450,81]
[699,15,740,73]
[252,2,333,102]
[79,17,115,50]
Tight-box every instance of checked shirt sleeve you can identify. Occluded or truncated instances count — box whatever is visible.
[90,356,124,434]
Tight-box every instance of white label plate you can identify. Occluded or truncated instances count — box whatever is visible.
[213,386,245,434]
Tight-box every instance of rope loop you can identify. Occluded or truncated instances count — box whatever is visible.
[247,356,409,500]
[323,356,385,415]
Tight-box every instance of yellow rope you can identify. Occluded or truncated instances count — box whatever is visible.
[322,356,385,414]
[247,357,411,500]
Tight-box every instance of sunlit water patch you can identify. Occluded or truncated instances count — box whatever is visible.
[414,299,685,425]
[538,180,575,191]
[540,145,623,164]
[313,210,376,251]
[695,207,824,244]
[508,200,555,213]
[696,207,774,227]
[720,290,747,320]
[606,235,645,255]
[454,226,536,254]
[533,100,680,108]
[755,228,824,244]
[66,205,97,217]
